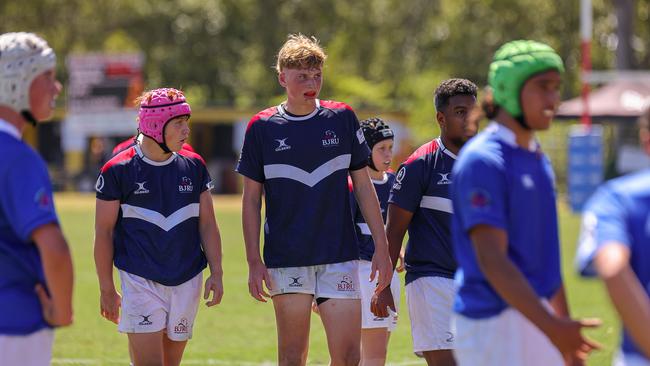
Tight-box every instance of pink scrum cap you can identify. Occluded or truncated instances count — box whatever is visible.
[137,88,191,146]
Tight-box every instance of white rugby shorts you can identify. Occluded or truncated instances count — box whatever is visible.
[268,260,360,299]
[118,270,203,341]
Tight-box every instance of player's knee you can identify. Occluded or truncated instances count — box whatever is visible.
[332,346,361,366]
[360,356,387,366]
[278,348,308,366]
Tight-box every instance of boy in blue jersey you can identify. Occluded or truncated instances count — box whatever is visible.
[450,40,600,366]
[576,108,650,366]
[0,32,73,366]
[350,118,401,365]
[373,78,478,366]
[94,88,224,366]
[236,34,392,366]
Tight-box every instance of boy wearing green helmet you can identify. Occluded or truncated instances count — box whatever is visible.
[449,40,601,365]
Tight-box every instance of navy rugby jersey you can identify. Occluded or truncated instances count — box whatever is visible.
[96,144,211,286]
[0,120,58,335]
[350,172,395,261]
[389,138,457,285]
[236,100,370,268]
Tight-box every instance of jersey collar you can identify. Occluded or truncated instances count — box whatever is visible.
[436,137,457,160]
[135,143,177,166]
[371,172,389,185]
[0,118,21,140]
[277,99,321,121]
[486,121,539,152]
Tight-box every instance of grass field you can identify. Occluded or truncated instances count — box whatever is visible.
[51,193,619,365]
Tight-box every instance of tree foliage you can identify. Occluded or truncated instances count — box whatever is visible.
[2,0,649,137]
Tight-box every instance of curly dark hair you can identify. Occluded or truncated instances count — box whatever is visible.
[434,78,478,112]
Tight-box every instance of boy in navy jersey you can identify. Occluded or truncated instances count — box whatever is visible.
[577,108,650,366]
[94,88,224,366]
[450,40,599,366]
[374,78,478,366]
[0,32,73,366]
[350,118,400,365]
[236,34,392,366]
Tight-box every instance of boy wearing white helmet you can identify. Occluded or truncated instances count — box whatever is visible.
[450,40,600,365]
[94,88,224,366]
[0,32,73,366]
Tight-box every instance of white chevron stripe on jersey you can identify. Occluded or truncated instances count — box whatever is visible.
[420,196,454,214]
[263,154,351,187]
[121,203,200,232]
[357,223,371,235]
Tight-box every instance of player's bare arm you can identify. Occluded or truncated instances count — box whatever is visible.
[32,223,74,327]
[470,224,600,362]
[371,203,412,317]
[242,176,271,302]
[350,167,392,293]
[94,198,121,324]
[198,190,224,307]
[595,242,650,358]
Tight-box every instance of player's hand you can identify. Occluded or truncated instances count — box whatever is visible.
[311,300,320,315]
[247,260,272,302]
[396,251,406,273]
[99,287,121,324]
[370,286,396,318]
[35,284,72,327]
[544,317,601,363]
[370,250,392,294]
[204,271,224,307]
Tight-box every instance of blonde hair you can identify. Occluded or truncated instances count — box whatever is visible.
[134,88,185,107]
[275,34,326,73]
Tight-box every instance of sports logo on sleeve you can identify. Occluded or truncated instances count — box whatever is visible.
[393,166,406,191]
[33,188,53,211]
[95,175,105,193]
[206,180,215,191]
[356,128,365,144]
[469,189,490,209]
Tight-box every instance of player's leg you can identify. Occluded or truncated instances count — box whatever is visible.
[360,328,390,366]
[268,266,317,366]
[273,293,314,366]
[319,298,362,366]
[164,272,203,366]
[316,260,362,366]
[405,276,456,366]
[128,331,165,366]
[162,337,188,366]
[357,259,399,366]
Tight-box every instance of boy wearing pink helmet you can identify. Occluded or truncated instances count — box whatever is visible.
[94,88,224,366]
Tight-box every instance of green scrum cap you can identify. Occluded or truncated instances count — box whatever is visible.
[488,40,564,123]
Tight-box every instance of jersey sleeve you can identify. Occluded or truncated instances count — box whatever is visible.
[235,120,265,182]
[95,164,122,201]
[0,151,58,242]
[388,160,425,213]
[452,153,507,232]
[348,109,370,171]
[576,185,629,277]
[199,160,214,192]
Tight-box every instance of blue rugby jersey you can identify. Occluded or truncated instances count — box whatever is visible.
[388,138,457,285]
[235,100,370,268]
[350,172,395,261]
[452,122,562,319]
[0,120,58,335]
[577,169,650,359]
[96,144,211,286]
